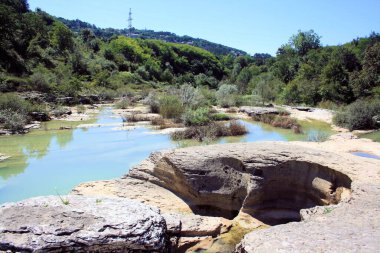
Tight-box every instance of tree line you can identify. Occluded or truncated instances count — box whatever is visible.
[0,0,379,108]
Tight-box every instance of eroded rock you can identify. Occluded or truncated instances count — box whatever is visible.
[0,195,168,252]
[72,142,380,252]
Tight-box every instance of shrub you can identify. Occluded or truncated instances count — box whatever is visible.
[0,93,32,115]
[159,95,184,119]
[0,110,27,133]
[115,98,130,109]
[178,84,208,109]
[216,84,238,108]
[171,124,218,142]
[334,100,380,130]
[182,108,211,126]
[143,91,160,113]
[51,106,71,117]
[228,120,248,136]
[252,114,302,133]
[151,117,180,129]
[307,131,330,142]
[170,121,247,142]
[211,113,231,121]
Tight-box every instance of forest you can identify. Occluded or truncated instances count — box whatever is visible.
[0,0,379,132]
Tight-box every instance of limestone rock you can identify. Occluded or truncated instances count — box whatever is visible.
[73,142,380,252]
[239,106,284,116]
[0,195,168,252]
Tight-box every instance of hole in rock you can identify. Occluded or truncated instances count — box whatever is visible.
[243,161,352,225]
[186,159,351,225]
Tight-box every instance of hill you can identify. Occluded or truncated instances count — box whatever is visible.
[58,17,247,56]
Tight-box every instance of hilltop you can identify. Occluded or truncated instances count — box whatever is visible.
[58,17,247,56]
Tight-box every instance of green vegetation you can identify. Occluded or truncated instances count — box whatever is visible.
[182,108,211,126]
[55,189,70,205]
[171,121,247,142]
[252,114,302,133]
[0,93,45,133]
[0,0,379,134]
[158,95,184,120]
[334,100,380,130]
[115,98,130,109]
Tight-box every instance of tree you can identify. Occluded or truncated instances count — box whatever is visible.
[50,22,74,51]
[216,84,238,107]
[289,30,321,56]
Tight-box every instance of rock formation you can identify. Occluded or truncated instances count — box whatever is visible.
[239,106,284,116]
[0,195,168,252]
[2,142,380,252]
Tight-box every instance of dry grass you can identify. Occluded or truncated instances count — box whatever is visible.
[151,117,182,129]
[252,114,302,134]
[170,121,247,142]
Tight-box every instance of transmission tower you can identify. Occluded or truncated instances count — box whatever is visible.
[128,8,133,37]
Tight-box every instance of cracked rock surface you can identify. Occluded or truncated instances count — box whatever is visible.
[0,195,168,252]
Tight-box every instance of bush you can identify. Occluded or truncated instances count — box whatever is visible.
[182,108,211,126]
[334,100,380,130]
[0,93,32,115]
[115,98,130,109]
[143,91,160,113]
[170,121,247,142]
[178,84,207,109]
[252,114,302,133]
[2,112,26,133]
[211,113,231,121]
[216,84,238,108]
[159,95,184,119]
[228,120,248,136]
[51,106,71,117]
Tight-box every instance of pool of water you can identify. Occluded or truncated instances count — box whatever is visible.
[351,152,380,160]
[0,108,334,204]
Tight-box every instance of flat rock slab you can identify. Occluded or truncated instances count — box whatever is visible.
[0,195,168,252]
[239,106,284,116]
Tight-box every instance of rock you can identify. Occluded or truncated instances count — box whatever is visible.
[0,129,11,135]
[79,95,100,104]
[29,111,51,121]
[56,97,76,105]
[239,106,285,116]
[0,153,10,162]
[293,106,313,112]
[74,142,380,252]
[23,122,41,131]
[51,108,72,117]
[163,213,223,237]
[373,115,380,127]
[73,177,193,214]
[0,195,168,252]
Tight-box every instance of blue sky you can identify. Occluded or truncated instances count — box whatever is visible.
[28,0,380,55]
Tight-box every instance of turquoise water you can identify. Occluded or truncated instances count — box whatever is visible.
[0,108,334,204]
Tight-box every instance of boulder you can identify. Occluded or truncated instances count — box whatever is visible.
[239,106,285,116]
[29,111,51,121]
[0,195,168,252]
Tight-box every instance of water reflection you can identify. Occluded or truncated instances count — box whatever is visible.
[0,108,335,204]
